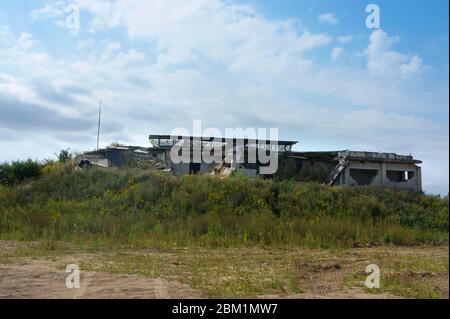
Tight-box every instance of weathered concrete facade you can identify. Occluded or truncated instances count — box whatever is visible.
[76,136,423,192]
[334,151,422,191]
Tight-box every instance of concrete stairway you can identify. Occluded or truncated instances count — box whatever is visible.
[324,159,348,186]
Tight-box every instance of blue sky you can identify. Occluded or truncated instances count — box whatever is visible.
[0,0,448,194]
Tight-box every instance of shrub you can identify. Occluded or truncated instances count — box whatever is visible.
[56,149,72,163]
[0,160,42,185]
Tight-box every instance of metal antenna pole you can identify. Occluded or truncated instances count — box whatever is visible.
[96,100,102,150]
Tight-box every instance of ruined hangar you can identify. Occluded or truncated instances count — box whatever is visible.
[75,134,422,192]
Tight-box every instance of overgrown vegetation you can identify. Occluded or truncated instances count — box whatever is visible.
[0,164,447,248]
[0,160,42,185]
[55,149,72,164]
[0,150,72,186]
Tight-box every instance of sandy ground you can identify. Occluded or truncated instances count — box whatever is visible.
[0,241,202,299]
[0,260,201,299]
[0,259,397,299]
[0,241,447,299]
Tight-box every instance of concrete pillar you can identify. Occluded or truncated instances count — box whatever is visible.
[380,162,387,186]
[417,166,422,192]
[344,165,351,186]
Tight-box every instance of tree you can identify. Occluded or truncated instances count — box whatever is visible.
[56,149,72,163]
[108,141,124,148]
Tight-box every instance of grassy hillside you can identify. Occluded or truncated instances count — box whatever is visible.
[0,163,448,248]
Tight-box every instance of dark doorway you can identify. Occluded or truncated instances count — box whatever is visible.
[387,170,414,182]
[387,170,406,182]
[350,169,378,185]
[189,163,201,174]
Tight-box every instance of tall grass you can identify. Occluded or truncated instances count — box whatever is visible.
[0,166,448,248]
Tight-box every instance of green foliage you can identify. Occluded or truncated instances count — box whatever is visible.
[56,149,72,163]
[108,141,125,148]
[0,160,42,185]
[0,168,448,248]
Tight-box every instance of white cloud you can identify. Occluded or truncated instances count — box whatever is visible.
[337,35,353,44]
[318,13,338,26]
[0,2,448,194]
[82,0,332,71]
[365,29,424,79]
[331,47,343,61]
[399,55,423,79]
[30,1,66,21]
[15,33,36,50]
[30,1,82,34]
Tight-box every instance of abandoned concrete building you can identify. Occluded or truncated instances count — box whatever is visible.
[278,150,422,191]
[75,134,423,192]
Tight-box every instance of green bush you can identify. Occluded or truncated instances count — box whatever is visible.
[0,160,42,185]
[56,149,72,163]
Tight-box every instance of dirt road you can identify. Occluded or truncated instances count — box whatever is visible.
[0,241,202,299]
[0,241,447,299]
[0,260,201,299]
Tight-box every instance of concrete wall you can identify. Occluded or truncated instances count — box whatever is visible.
[236,168,257,178]
[171,162,215,176]
[171,163,190,176]
[341,161,422,191]
[200,163,215,173]
[148,148,423,192]
[276,157,336,181]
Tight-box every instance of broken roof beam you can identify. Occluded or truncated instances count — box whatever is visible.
[339,151,422,164]
[149,134,298,147]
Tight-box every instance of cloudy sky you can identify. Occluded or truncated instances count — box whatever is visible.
[0,0,448,194]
